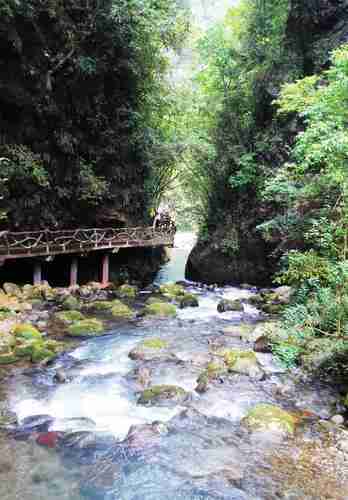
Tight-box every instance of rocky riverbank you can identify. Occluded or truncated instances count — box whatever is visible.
[0,279,347,498]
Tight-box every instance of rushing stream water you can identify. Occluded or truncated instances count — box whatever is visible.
[0,233,348,499]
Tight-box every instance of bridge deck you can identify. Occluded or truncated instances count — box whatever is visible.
[0,226,174,261]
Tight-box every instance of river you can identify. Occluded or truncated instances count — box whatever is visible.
[0,233,347,499]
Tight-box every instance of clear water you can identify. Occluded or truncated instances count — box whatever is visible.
[1,233,347,499]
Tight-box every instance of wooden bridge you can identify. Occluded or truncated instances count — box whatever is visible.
[0,226,175,286]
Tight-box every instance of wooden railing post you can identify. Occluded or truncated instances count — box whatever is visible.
[101,253,110,287]
[33,261,42,285]
[70,257,78,287]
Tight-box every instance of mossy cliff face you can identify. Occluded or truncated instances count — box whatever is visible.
[186,0,348,285]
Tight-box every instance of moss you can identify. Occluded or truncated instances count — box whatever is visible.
[31,345,55,363]
[67,318,104,337]
[159,283,185,298]
[85,301,113,311]
[142,338,168,349]
[197,362,226,387]
[61,296,80,311]
[14,341,36,357]
[117,284,138,299]
[12,324,42,341]
[223,349,257,369]
[138,385,186,405]
[55,310,85,324]
[146,296,170,305]
[143,302,177,317]
[243,404,298,435]
[177,293,199,308]
[111,300,133,318]
[0,352,18,364]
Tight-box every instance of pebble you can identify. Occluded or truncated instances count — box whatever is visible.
[331,415,345,426]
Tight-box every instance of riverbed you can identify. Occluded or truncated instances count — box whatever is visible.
[0,233,348,500]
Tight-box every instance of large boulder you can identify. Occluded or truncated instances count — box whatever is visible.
[137,385,187,406]
[242,404,298,436]
[186,233,273,286]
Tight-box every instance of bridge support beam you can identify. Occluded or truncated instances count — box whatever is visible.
[33,261,42,285]
[70,257,78,287]
[101,254,110,287]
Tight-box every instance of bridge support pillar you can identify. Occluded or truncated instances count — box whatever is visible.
[101,254,109,287]
[70,257,78,287]
[33,262,42,285]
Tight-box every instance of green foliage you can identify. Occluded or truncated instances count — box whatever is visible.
[0,0,188,228]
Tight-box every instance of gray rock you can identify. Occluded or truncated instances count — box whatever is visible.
[331,414,345,425]
[217,299,243,313]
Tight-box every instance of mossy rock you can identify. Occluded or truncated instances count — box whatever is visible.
[3,283,22,297]
[44,340,62,353]
[0,352,18,365]
[243,404,298,435]
[117,284,138,299]
[217,299,244,313]
[249,321,281,343]
[67,318,104,337]
[55,310,85,325]
[138,385,187,406]
[247,294,264,306]
[111,299,133,318]
[159,283,185,299]
[84,301,113,312]
[31,344,55,363]
[344,393,348,407]
[196,362,227,393]
[262,303,284,315]
[146,295,171,305]
[223,349,264,379]
[12,324,42,341]
[143,302,177,318]
[129,338,174,362]
[61,295,80,311]
[14,341,36,358]
[177,293,199,309]
[142,338,168,349]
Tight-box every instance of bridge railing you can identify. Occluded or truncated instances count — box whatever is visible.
[0,226,175,259]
